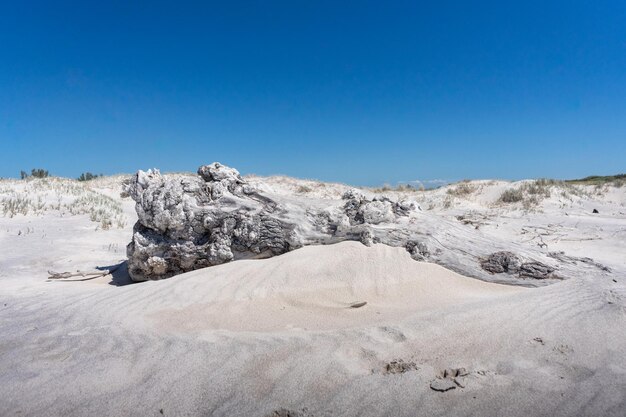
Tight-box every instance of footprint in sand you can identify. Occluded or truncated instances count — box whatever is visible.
[605,289,626,313]
[375,326,407,343]
[553,344,573,355]
[382,359,419,375]
[531,337,546,346]
[430,367,470,392]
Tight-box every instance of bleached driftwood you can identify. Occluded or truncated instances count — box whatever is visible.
[123,162,580,285]
[124,163,423,281]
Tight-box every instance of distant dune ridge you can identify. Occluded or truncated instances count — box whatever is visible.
[0,170,625,416]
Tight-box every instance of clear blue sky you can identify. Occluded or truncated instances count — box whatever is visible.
[1,1,625,185]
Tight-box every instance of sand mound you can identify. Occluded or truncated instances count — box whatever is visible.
[143,241,523,332]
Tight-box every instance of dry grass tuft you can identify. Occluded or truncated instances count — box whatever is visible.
[446,181,476,197]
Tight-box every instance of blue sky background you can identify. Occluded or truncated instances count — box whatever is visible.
[1,1,625,185]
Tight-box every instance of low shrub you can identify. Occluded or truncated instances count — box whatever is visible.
[498,188,524,203]
[30,169,49,178]
[78,172,103,181]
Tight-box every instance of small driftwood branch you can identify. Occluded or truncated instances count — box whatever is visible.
[47,264,121,282]
[348,301,367,309]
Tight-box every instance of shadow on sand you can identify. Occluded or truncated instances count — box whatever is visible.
[96,261,136,287]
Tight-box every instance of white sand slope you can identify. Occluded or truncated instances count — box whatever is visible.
[145,242,524,332]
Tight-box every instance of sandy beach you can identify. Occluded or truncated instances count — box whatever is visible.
[1,175,624,416]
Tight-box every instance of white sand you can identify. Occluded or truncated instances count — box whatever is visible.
[148,242,523,333]
[1,176,625,416]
